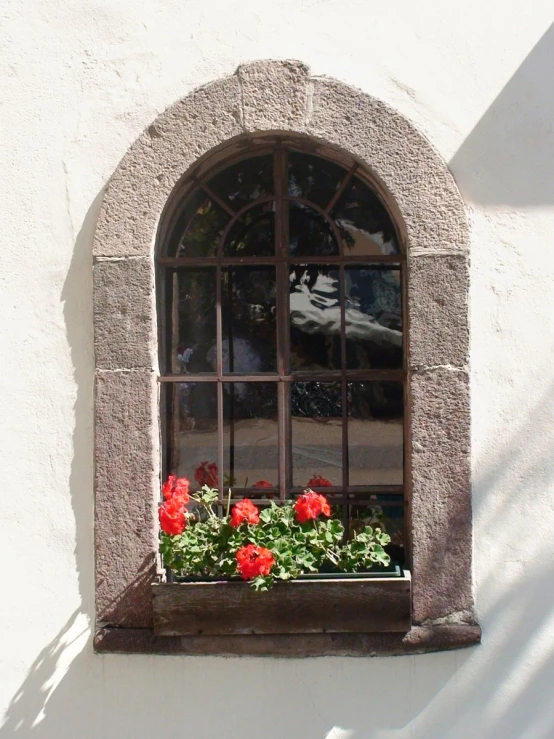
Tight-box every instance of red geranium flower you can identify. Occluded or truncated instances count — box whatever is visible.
[230,498,260,527]
[194,461,218,487]
[236,544,275,580]
[306,475,332,488]
[252,480,273,488]
[162,475,190,504]
[294,490,332,523]
[159,497,187,536]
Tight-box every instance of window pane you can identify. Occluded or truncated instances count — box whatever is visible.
[164,382,219,491]
[222,266,277,373]
[289,202,338,256]
[345,266,402,370]
[172,191,229,258]
[291,382,343,488]
[223,202,275,256]
[333,177,400,256]
[290,265,341,371]
[223,383,278,491]
[169,269,216,373]
[288,152,345,208]
[348,382,403,485]
[349,501,405,563]
[207,155,274,212]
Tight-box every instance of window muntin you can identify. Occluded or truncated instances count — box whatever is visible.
[158,144,405,560]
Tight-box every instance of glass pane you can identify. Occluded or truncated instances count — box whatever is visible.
[207,155,274,212]
[164,382,219,492]
[290,265,341,371]
[224,202,275,256]
[349,501,404,563]
[223,383,278,491]
[288,152,345,208]
[347,382,403,485]
[291,382,342,488]
[169,269,216,373]
[172,190,229,258]
[345,266,402,369]
[222,266,277,373]
[289,202,338,256]
[333,177,400,256]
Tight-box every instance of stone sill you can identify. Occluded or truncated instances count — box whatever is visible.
[94,623,481,657]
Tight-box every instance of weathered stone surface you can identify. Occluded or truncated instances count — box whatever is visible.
[95,370,159,627]
[238,59,309,132]
[409,368,472,623]
[94,624,481,656]
[307,78,469,255]
[93,75,243,258]
[408,254,469,368]
[93,258,155,370]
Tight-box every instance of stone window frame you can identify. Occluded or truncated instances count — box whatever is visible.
[93,60,480,656]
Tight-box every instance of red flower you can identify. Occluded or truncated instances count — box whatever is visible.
[194,461,218,488]
[230,498,260,527]
[294,490,332,523]
[159,497,187,536]
[162,475,190,504]
[306,475,333,488]
[252,480,273,488]
[236,544,275,580]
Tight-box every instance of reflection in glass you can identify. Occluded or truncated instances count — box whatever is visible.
[164,382,218,491]
[288,152,345,208]
[349,503,404,560]
[224,202,275,256]
[172,191,229,257]
[291,382,342,487]
[169,269,216,373]
[289,202,338,257]
[223,383,278,490]
[345,267,402,369]
[289,265,341,371]
[207,155,274,212]
[220,267,277,373]
[347,382,403,486]
[333,177,399,256]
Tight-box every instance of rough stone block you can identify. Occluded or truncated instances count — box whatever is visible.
[93,257,155,370]
[307,78,469,255]
[408,254,469,368]
[409,368,472,623]
[95,370,159,626]
[93,75,243,258]
[238,59,309,132]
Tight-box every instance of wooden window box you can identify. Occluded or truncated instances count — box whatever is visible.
[152,570,411,636]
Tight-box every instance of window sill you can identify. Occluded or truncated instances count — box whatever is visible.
[94,571,481,656]
[94,623,481,657]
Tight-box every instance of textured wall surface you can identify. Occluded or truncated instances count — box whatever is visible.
[1,1,554,737]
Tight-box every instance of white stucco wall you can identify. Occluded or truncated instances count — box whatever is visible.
[2,1,554,737]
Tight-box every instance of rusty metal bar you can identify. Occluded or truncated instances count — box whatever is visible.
[159,254,402,267]
[324,162,358,215]
[158,369,405,383]
[198,181,236,218]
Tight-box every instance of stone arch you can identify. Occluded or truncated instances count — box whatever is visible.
[93,61,477,654]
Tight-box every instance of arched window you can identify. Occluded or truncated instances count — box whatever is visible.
[93,61,478,655]
[157,140,406,564]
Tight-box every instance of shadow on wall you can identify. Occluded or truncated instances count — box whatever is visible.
[3,373,554,738]
[4,30,554,735]
[451,23,554,206]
